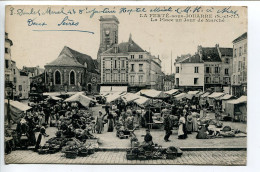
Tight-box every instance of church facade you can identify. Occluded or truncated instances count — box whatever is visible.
[44,46,100,93]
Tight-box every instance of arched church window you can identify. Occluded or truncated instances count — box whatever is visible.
[70,71,75,85]
[55,70,61,85]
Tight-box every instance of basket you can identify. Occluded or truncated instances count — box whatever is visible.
[65,151,78,159]
[78,150,89,157]
[38,148,49,154]
[88,149,95,154]
[126,153,137,160]
[166,151,177,159]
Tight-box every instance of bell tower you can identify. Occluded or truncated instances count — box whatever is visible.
[98,15,119,53]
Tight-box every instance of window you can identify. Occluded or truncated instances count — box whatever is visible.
[19,85,22,91]
[239,47,242,56]
[244,43,247,54]
[176,67,179,73]
[214,77,219,83]
[5,60,9,69]
[225,58,229,64]
[130,75,135,84]
[105,60,111,69]
[215,67,219,73]
[234,49,237,57]
[139,75,143,84]
[121,60,125,68]
[194,67,199,73]
[55,71,61,85]
[131,64,135,72]
[70,71,75,85]
[131,55,135,59]
[121,73,125,82]
[205,77,210,83]
[14,77,16,83]
[113,73,118,82]
[206,67,210,73]
[139,55,143,59]
[114,60,117,69]
[5,48,8,54]
[106,73,110,82]
[13,69,16,74]
[139,64,143,72]
[238,61,242,71]
[225,68,229,75]
[233,75,235,84]
[176,78,179,86]
[194,78,198,85]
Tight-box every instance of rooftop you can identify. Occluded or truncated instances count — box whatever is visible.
[233,32,247,43]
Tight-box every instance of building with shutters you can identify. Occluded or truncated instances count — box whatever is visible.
[98,15,163,92]
[231,32,247,97]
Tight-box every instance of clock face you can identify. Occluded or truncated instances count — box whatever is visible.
[105,30,110,35]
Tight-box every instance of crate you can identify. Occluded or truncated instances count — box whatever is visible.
[65,151,78,159]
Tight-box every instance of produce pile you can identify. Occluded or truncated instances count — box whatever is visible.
[126,144,182,160]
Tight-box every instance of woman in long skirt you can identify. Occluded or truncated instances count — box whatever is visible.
[192,112,199,132]
[186,113,193,134]
[96,111,104,134]
[178,114,187,139]
[107,113,114,132]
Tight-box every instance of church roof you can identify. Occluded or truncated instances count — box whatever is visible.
[45,46,98,74]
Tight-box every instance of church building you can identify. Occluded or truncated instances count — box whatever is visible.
[44,46,100,93]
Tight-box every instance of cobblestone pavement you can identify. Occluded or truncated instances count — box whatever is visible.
[5,150,246,165]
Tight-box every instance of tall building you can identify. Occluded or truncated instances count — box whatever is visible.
[231,32,247,97]
[174,44,233,92]
[98,15,163,92]
[197,44,233,92]
[163,74,175,91]
[5,32,13,84]
[175,54,204,91]
[97,15,119,70]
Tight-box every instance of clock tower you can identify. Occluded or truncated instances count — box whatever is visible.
[97,15,119,66]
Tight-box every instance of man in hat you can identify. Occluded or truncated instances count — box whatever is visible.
[143,129,153,146]
[163,109,172,142]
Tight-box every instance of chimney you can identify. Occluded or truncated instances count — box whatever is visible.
[215,44,219,48]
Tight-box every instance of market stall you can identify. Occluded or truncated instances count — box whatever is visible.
[225,96,247,122]
[65,92,97,107]
[174,93,187,101]
[186,91,200,99]
[207,92,226,109]
[165,89,179,96]
[4,100,32,123]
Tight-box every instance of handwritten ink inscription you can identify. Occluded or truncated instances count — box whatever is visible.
[58,16,79,26]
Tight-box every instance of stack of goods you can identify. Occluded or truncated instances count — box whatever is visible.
[61,138,97,159]
[126,144,181,160]
[116,125,131,139]
[38,137,69,154]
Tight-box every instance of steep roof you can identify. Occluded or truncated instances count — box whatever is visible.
[102,35,145,54]
[219,48,233,57]
[233,32,247,43]
[201,47,222,62]
[45,46,98,73]
[176,54,191,63]
[180,54,203,63]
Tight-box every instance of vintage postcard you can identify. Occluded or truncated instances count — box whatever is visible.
[4,5,247,165]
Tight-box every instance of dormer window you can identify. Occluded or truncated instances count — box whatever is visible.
[114,46,118,53]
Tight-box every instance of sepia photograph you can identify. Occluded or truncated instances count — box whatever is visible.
[3,5,247,165]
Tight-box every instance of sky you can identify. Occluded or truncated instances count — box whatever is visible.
[5,6,247,74]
